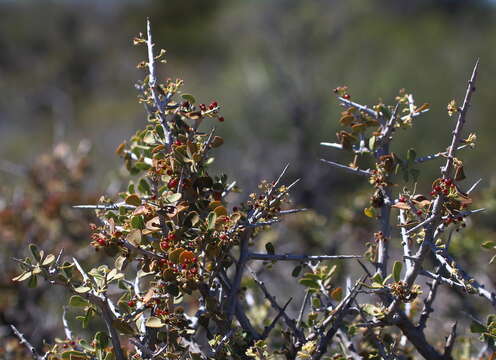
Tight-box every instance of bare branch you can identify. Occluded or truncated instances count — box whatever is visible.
[262,298,293,338]
[279,208,308,215]
[444,322,457,358]
[73,203,135,210]
[337,97,379,119]
[388,60,480,319]
[62,307,73,340]
[249,267,305,342]
[442,59,479,177]
[320,159,371,177]
[146,19,172,146]
[399,210,414,272]
[466,178,483,195]
[247,253,362,262]
[417,267,441,331]
[226,229,252,325]
[414,144,469,164]
[222,181,237,198]
[10,325,44,360]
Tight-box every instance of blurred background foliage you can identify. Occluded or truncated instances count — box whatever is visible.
[2,0,496,357]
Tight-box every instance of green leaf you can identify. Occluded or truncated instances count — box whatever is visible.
[292,265,302,278]
[125,194,141,206]
[207,212,217,230]
[131,215,145,230]
[94,331,109,349]
[138,178,151,194]
[112,319,135,335]
[371,272,383,284]
[166,193,182,203]
[364,207,376,218]
[392,261,403,282]
[265,242,275,255]
[156,124,165,139]
[78,340,94,352]
[135,162,151,171]
[470,321,486,334]
[61,350,89,359]
[42,254,55,266]
[74,286,91,294]
[12,271,32,282]
[29,244,41,262]
[481,241,496,249]
[69,295,90,307]
[115,256,127,271]
[368,136,376,151]
[299,278,319,289]
[181,93,196,104]
[145,317,165,328]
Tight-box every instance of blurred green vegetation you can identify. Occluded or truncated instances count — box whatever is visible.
[1,0,496,212]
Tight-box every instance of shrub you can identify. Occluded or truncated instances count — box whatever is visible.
[8,21,496,360]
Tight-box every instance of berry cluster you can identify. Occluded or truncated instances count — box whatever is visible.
[430,177,454,197]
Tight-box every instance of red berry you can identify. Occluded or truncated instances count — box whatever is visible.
[160,241,170,250]
[416,210,423,216]
[70,341,76,346]
[430,191,436,197]
[168,178,179,189]
[211,101,218,108]
[434,185,442,192]
[199,104,207,111]
[174,140,182,146]
[444,178,452,186]
[190,268,197,275]
[218,116,225,122]
[443,189,449,195]
[127,300,135,307]
[166,169,173,176]
[343,93,351,99]
[97,238,106,246]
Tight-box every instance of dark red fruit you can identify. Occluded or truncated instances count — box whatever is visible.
[168,178,179,189]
